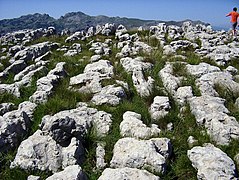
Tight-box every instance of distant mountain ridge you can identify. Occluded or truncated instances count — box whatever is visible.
[0,11,210,35]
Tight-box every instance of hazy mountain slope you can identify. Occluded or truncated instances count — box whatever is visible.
[0,11,209,35]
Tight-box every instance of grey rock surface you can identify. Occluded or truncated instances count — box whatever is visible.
[46,165,87,180]
[110,137,172,174]
[188,143,238,180]
[120,111,161,139]
[98,167,160,180]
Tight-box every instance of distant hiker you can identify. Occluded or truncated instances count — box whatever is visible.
[226,7,239,37]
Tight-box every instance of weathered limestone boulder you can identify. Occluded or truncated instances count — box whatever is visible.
[120,111,161,139]
[196,43,239,66]
[196,71,239,97]
[90,55,101,62]
[65,31,85,43]
[1,60,27,76]
[159,62,182,95]
[69,60,114,93]
[175,86,193,106]
[84,60,114,78]
[132,69,154,97]
[149,96,171,120]
[14,61,48,82]
[225,66,238,75]
[46,165,87,180]
[163,40,198,55]
[98,167,160,180]
[27,175,41,180]
[101,23,116,36]
[11,130,85,173]
[10,130,62,172]
[189,95,239,145]
[120,57,153,73]
[96,142,106,169]
[110,137,172,174]
[116,40,152,57]
[186,62,221,78]
[40,103,112,145]
[0,101,37,152]
[14,41,58,62]
[0,103,14,116]
[61,137,85,169]
[188,143,238,180]
[8,45,24,57]
[91,85,126,106]
[64,43,82,57]
[30,62,66,104]
[89,42,111,55]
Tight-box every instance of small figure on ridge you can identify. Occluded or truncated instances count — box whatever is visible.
[226,7,239,37]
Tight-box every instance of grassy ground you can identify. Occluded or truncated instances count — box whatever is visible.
[0,31,238,180]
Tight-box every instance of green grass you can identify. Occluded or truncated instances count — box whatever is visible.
[1,31,239,180]
[160,103,210,179]
[214,84,239,122]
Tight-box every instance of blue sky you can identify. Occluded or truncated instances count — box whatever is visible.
[0,0,238,29]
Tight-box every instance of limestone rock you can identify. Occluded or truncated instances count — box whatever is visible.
[175,86,193,106]
[0,101,37,152]
[120,57,153,73]
[101,23,116,36]
[159,62,182,95]
[65,31,85,43]
[62,137,85,169]
[40,103,112,145]
[132,69,154,97]
[196,72,239,97]
[91,85,126,106]
[189,95,239,145]
[27,175,41,180]
[46,165,87,180]
[0,103,14,115]
[14,41,58,62]
[149,96,171,121]
[10,130,62,172]
[186,62,220,78]
[96,142,107,169]
[110,137,172,174]
[69,60,114,93]
[30,62,66,104]
[120,111,161,139]
[188,143,238,180]
[98,167,160,180]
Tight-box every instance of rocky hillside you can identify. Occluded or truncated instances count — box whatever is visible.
[0,12,209,35]
[0,22,239,180]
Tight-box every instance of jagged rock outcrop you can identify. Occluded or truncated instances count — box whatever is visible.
[40,102,112,145]
[10,130,85,173]
[0,101,37,152]
[188,143,238,180]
